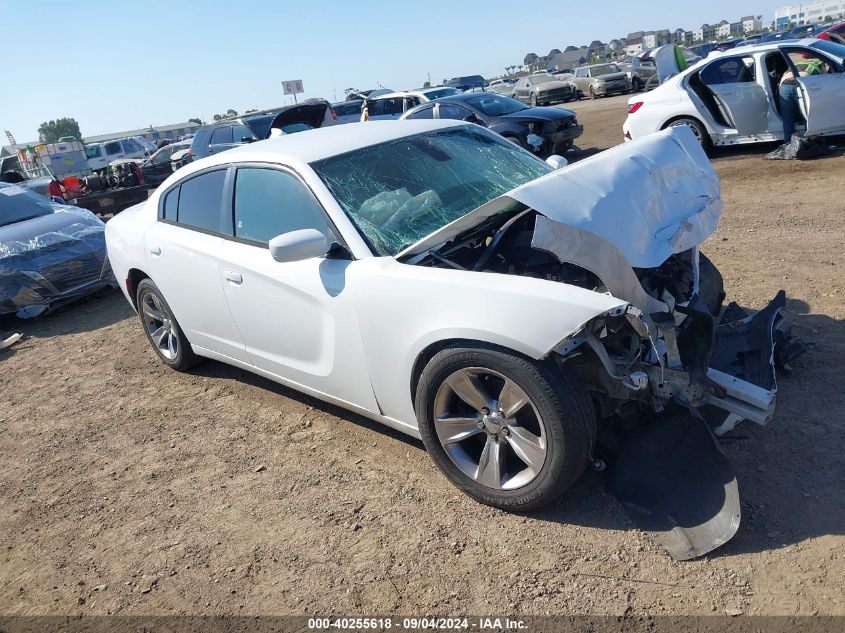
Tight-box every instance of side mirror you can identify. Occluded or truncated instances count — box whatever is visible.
[269,228,329,263]
[545,154,568,169]
[241,137,256,143]
[464,114,485,126]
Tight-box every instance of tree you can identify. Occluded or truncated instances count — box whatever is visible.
[212,109,239,121]
[422,81,431,88]
[188,117,202,125]
[38,117,81,143]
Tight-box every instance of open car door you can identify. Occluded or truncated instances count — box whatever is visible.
[700,56,770,135]
[796,73,845,135]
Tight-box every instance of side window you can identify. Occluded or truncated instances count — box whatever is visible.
[371,98,404,116]
[105,141,122,155]
[437,104,473,120]
[785,49,837,75]
[700,57,756,85]
[176,170,227,232]
[233,168,331,245]
[231,123,256,143]
[575,68,586,78]
[210,126,233,145]
[405,105,434,120]
[162,186,179,220]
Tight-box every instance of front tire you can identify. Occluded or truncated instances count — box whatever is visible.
[530,93,538,107]
[136,278,202,371]
[631,77,642,92]
[415,343,594,512]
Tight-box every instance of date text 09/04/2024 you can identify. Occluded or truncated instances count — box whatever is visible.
[308,617,528,630]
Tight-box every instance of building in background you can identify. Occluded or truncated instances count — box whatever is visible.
[741,15,763,32]
[774,1,845,28]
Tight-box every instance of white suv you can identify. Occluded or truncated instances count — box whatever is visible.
[85,137,149,172]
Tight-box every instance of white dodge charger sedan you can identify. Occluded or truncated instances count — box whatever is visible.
[106,121,787,514]
[623,39,845,150]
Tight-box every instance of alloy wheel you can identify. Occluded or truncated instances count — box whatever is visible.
[433,367,547,490]
[141,292,179,360]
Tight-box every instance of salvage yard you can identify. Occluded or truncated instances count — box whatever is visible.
[1,95,843,617]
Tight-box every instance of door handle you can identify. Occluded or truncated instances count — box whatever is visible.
[224,271,243,285]
[149,246,161,256]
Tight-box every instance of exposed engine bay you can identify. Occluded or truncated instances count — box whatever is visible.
[411,207,793,432]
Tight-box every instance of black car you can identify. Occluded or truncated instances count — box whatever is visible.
[401,93,583,156]
[140,141,191,184]
[189,99,336,160]
[444,75,486,91]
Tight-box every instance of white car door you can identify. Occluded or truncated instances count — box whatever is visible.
[144,168,249,362]
[700,56,770,135]
[216,165,379,412]
[788,48,845,135]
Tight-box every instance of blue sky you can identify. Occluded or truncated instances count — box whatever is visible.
[2,0,778,141]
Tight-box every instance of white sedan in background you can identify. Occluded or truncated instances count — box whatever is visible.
[623,39,845,150]
[105,121,788,528]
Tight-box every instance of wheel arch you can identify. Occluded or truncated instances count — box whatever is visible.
[409,337,553,411]
[126,268,150,310]
[660,114,713,149]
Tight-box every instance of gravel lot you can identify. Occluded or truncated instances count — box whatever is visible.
[1,95,843,618]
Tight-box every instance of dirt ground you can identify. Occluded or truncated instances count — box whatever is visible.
[1,95,843,618]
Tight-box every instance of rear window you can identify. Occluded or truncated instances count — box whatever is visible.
[0,184,55,227]
[174,170,227,232]
[210,126,233,145]
[369,98,405,116]
[333,101,362,116]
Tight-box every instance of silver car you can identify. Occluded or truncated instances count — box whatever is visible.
[574,63,631,99]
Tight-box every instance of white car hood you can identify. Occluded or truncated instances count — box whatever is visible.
[399,125,722,269]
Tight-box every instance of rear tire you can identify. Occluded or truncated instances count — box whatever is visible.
[415,343,594,512]
[136,278,202,372]
[631,77,642,92]
[665,117,712,153]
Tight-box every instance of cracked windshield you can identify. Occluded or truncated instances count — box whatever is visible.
[311,126,551,255]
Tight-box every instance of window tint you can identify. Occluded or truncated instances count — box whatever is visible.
[437,104,473,120]
[163,186,179,220]
[700,57,756,85]
[210,126,233,145]
[405,105,434,119]
[233,168,330,244]
[122,138,142,153]
[369,98,405,117]
[105,141,122,155]
[231,123,257,143]
[176,170,226,232]
[333,101,362,116]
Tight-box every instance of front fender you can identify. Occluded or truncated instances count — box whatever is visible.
[349,257,626,427]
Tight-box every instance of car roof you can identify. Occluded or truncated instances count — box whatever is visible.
[706,37,827,56]
[186,120,465,167]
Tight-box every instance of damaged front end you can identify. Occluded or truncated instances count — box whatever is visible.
[403,127,800,558]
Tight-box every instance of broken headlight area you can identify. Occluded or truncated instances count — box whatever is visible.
[412,209,800,434]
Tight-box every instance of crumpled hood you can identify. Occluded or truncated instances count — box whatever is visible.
[399,125,722,269]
